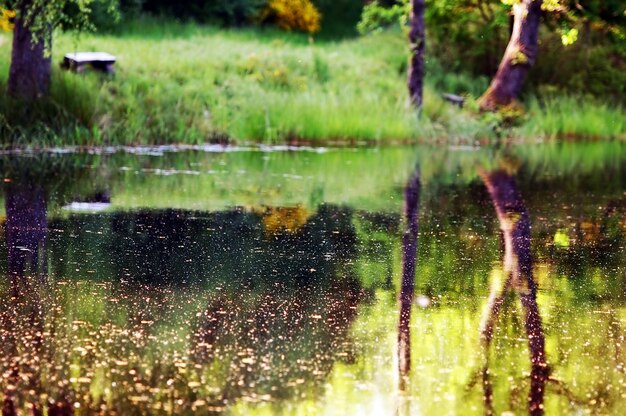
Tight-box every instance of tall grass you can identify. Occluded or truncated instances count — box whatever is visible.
[0,21,624,147]
[517,95,626,140]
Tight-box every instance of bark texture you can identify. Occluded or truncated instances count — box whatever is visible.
[479,169,549,416]
[478,0,543,111]
[398,165,420,390]
[8,1,51,99]
[407,0,425,108]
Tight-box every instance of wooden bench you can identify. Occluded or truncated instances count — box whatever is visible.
[442,93,465,108]
[61,52,116,74]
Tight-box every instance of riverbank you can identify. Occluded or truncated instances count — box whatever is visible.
[0,20,624,148]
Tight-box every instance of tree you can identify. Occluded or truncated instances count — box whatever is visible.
[477,0,543,111]
[359,1,624,110]
[407,0,425,108]
[358,0,426,109]
[476,0,626,110]
[8,0,52,99]
[3,0,115,100]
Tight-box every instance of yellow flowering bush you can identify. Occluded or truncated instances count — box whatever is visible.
[0,8,15,32]
[262,0,321,34]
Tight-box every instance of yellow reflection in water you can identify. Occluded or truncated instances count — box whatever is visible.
[259,205,311,235]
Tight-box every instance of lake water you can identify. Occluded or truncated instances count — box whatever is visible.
[0,142,625,415]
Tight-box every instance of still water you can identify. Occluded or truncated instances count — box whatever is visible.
[0,143,625,415]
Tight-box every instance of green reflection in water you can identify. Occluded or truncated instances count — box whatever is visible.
[0,141,624,415]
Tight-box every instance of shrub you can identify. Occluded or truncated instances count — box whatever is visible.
[313,0,364,37]
[526,30,626,104]
[261,0,321,34]
[141,0,266,26]
[0,8,15,32]
[203,0,267,26]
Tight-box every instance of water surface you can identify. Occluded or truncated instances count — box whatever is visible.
[0,143,625,415]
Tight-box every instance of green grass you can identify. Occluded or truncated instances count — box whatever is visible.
[0,19,624,147]
[516,95,626,140]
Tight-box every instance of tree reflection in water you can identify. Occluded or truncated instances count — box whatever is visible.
[478,169,549,416]
[0,170,365,414]
[1,179,75,415]
[2,178,46,416]
[5,179,47,279]
[0,148,624,414]
[398,165,420,392]
[395,165,420,416]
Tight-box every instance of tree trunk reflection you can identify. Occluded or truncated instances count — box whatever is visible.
[2,180,48,415]
[479,169,549,416]
[1,180,73,415]
[5,181,48,279]
[398,166,420,392]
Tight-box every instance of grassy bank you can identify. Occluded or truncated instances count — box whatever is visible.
[0,19,624,147]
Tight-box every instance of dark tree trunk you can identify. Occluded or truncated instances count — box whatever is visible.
[480,169,549,416]
[398,165,420,390]
[407,0,425,109]
[8,1,52,99]
[478,0,543,111]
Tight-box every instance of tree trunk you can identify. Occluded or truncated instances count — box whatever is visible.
[398,165,420,390]
[407,0,425,109]
[8,1,52,99]
[478,0,543,111]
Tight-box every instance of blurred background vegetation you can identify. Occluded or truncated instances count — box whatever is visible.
[83,0,625,103]
[0,0,624,146]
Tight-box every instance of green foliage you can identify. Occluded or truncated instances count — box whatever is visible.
[0,20,624,147]
[358,0,511,76]
[140,0,266,26]
[543,0,626,45]
[2,0,118,46]
[526,30,626,103]
[356,0,407,35]
[206,0,267,26]
[560,27,578,45]
[138,0,365,35]
[75,0,142,32]
[358,0,626,103]
[312,0,364,37]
